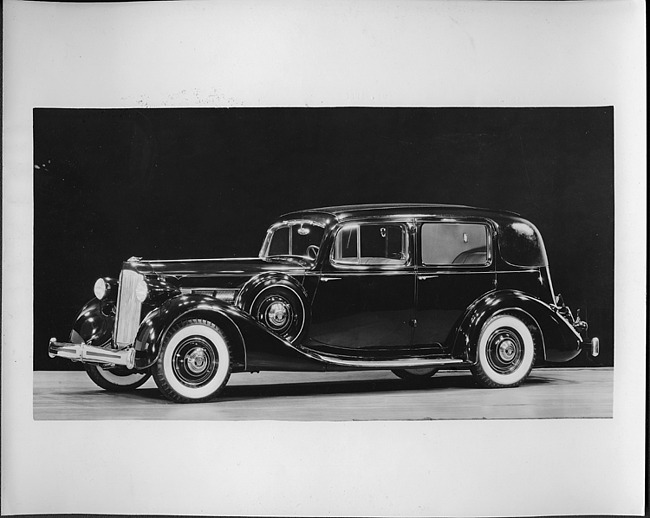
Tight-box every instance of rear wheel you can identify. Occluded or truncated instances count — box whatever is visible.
[471,313,536,388]
[392,367,439,382]
[153,318,232,403]
[85,364,150,392]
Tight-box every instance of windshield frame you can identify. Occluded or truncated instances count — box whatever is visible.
[259,219,327,261]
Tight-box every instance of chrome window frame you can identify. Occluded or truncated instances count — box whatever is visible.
[418,220,493,268]
[329,220,411,270]
[259,219,326,259]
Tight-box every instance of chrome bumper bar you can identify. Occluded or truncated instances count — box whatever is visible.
[48,338,135,369]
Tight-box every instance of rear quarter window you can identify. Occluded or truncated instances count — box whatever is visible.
[498,220,548,267]
[420,222,490,266]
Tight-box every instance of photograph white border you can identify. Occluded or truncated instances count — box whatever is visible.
[2,1,646,515]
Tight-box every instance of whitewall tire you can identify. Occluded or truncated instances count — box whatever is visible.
[85,364,150,392]
[153,319,232,403]
[471,313,536,388]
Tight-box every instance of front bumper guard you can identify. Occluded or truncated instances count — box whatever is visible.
[48,338,135,369]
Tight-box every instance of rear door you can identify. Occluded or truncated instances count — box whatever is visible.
[308,219,416,353]
[414,219,496,349]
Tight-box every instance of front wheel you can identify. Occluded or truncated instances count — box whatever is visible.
[153,318,232,403]
[471,313,536,388]
[85,364,151,392]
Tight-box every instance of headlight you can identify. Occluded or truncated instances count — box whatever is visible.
[135,278,149,303]
[94,278,108,300]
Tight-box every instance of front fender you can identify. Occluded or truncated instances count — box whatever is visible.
[133,292,324,372]
[133,294,248,370]
[450,290,583,364]
[70,298,116,346]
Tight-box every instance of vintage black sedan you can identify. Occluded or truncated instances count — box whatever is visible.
[49,204,599,402]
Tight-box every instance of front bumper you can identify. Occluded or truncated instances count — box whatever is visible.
[48,338,135,369]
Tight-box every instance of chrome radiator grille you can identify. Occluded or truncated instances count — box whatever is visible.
[114,269,143,348]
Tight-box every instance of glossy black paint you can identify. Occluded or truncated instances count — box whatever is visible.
[71,298,115,347]
[61,204,589,374]
[309,270,416,351]
[450,290,582,363]
[133,293,324,372]
[415,270,496,349]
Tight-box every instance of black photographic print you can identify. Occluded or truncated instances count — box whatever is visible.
[34,107,614,418]
[3,1,645,517]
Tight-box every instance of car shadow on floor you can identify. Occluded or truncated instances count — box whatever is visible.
[116,370,559,404]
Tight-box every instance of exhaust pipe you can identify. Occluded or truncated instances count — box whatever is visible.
[49,338,135,369]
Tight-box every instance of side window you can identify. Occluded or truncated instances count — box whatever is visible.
[421,223,490,266]
[333,223,407,266]
[335,225,358,262]
[268,226,290,256]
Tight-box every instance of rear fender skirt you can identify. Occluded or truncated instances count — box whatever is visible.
[133,293,319,371]
[71,298,115,347]
[450,290,583,364]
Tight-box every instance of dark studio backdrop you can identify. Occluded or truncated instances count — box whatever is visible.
[33,107,614,370]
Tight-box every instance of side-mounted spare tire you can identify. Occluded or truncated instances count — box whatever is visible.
[242,284,308,344]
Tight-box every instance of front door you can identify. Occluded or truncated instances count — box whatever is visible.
[414,220,496,349]
[308,220,416,354]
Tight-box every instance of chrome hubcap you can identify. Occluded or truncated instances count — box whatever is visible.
[267,302,289,327]
[497,339,517,362]
[185,347,209,374]
[486,328,523,375]
[173,336,218,388]
[259,295,295,335]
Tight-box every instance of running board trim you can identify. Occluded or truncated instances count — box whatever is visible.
[298,349,467,369]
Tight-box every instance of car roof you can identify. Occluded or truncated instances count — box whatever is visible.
[281,203,522,223]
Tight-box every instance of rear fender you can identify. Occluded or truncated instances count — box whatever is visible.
[450,290,583,364]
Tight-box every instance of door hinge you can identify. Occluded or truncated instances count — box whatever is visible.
[408,318,418,328]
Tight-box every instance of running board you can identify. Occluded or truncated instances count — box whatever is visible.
[299,350,467,370]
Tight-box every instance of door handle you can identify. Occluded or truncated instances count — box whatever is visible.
[320,277,342,282]
[417,274,438,281]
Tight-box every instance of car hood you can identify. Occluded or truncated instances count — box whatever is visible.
[130,256,310,278]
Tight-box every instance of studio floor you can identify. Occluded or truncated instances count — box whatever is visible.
[33,367,613,421]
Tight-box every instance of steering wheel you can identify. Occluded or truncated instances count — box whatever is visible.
[306,245,320,260]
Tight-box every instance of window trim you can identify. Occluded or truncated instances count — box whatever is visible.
[418,220,493,268]
[260,219,326,259]
[330,221,411,269]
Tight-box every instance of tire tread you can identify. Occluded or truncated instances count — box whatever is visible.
[85,364,151,392]
[153,318,232,403]
[471,312,537,389]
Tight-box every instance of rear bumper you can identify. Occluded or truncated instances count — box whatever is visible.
[48,338,135,369]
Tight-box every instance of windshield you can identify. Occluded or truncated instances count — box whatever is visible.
[260,220,325,260]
